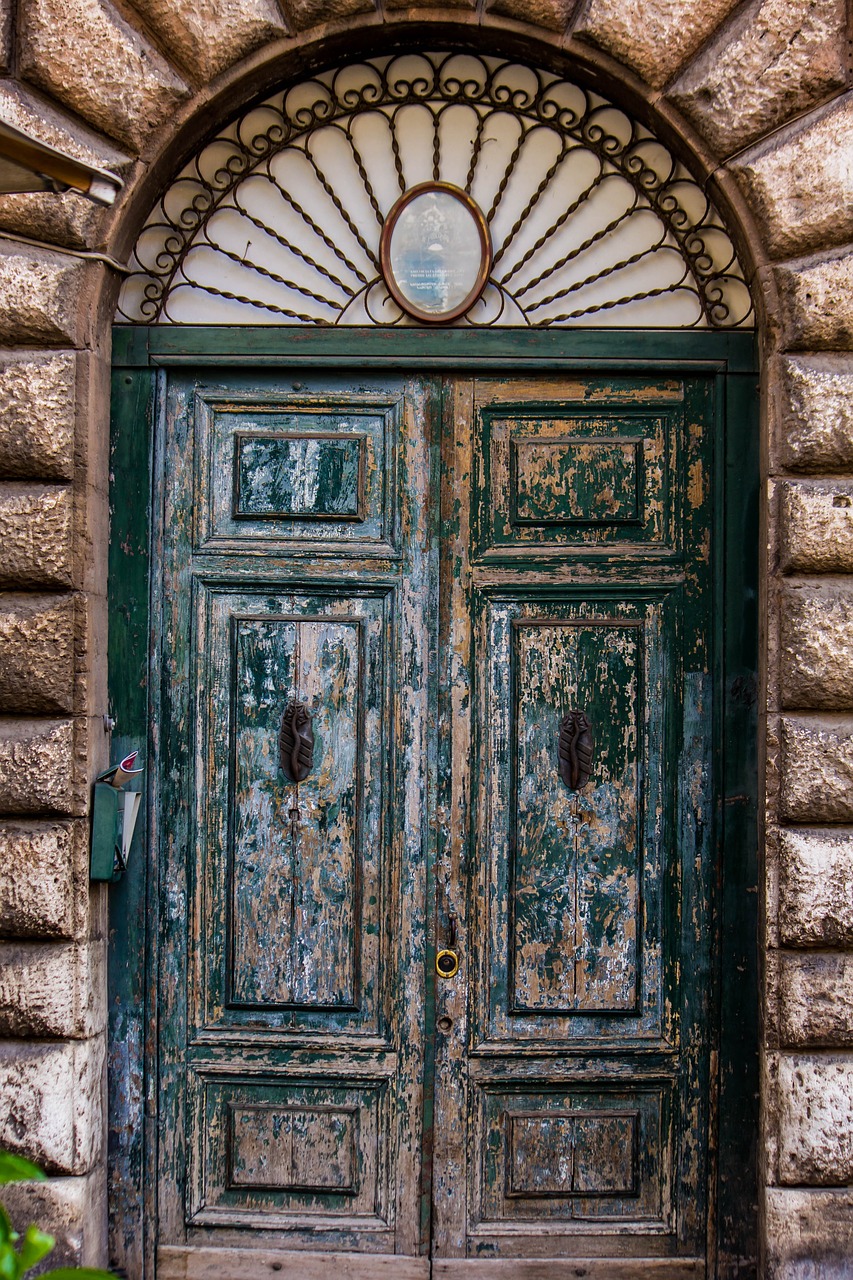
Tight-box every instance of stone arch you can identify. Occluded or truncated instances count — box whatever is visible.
[0,6,850,1280]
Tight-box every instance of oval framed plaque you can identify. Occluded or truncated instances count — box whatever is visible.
[380,182,492,324]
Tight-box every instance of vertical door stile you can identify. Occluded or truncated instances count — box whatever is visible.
[395,373,442,1259]
[431,377,476,1258]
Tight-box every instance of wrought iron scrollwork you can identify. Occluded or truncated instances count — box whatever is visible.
[279,700,314,784]
[559,710,594,791]
[117,52,753,330]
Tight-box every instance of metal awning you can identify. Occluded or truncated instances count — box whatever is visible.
[0,117,121,205]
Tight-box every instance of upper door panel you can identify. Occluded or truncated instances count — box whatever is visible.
[473,379,687,560]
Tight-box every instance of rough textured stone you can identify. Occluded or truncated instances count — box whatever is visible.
[0,192,113,256]
[0,245,90,346]
[779,583,853,710]
[2,1167,106,1270]
[0,484,73,588]
[572,0,742,89]
[779,828,853,947]
[384,0,474,7]
[766,1188,853,1280]
[732,94,853,261]
[19,0,190,153]
[0,821,87,940]
[774,355,853,474]
[668,0,849,157]
[0,594,76,715]
[0,0,10,73]
[128,0,287,83]
[0,1037,103,1174]
[778,953,853,1048]
[779,717,853,824]
[778,480,853,575]
[0,942,104,1038]
[775,247,853,351]
[776,1054,853,1185]
[487,0,576,27]
[284,0,374,26]
[0,353,78,482]
[0,719,76,816]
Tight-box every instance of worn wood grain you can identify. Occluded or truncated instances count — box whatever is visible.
[432,1261,704,1278]
[158,1245,430,1278]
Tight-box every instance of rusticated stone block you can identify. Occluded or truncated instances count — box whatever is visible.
[778,953,853,1048]
[668,0,848,158]
[732,94,853,261]
[0,594,76,715]
[0,352,78,482]
[486,0,576,28]
[778,717,853,824]
[0,0,10,72]
[774,355,853,474]
[0,1037,103,1174]
[0,719,77,816]
[775,1054,853,1185]
[19,0,190,153]
[0,942,104,1038]
[2,1166,106,1270]
[572,0,741,89]
[285,0,374,26]
[0,821,90,940]
[385,0,474,8]
[0,484,73,588]
[775,247,853,351]
[778,480,853,575]
[128,0,287,83]
[766,1188,853,1280]
[779,828,853,947]
[0,245,89,347]
[779,583,853,710]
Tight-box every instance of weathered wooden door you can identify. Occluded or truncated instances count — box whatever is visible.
[147,363,729,1278]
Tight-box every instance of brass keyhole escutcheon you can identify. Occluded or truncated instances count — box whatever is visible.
[436,949,459,979]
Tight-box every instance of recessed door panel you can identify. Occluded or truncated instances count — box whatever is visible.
[475,591,677,1046]
[510,615,643,1016]
[474,382,683,556]
[194,585,390,1035]
[188,1069,392,1229]
[471,1081,673,1230]
[194,391,400,552]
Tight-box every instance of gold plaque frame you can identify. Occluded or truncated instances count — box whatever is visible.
[379,182,492,324]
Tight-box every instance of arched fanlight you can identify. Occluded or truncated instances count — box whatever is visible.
[117,52,753,329]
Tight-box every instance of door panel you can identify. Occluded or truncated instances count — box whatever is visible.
[495,604,657,1023]
[196,586,391,1033]
[151,367,718,1275]
[155,373,437,1264]
[433,377,714,1266]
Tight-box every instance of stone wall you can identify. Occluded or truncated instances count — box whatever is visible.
[0,1,849,1276]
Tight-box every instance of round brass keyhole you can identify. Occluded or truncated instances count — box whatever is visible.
[436,948,459,978]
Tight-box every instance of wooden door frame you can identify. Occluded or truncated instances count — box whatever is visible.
[107,325,759,1279]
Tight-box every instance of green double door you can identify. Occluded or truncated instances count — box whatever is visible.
[151,366,723,1278]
